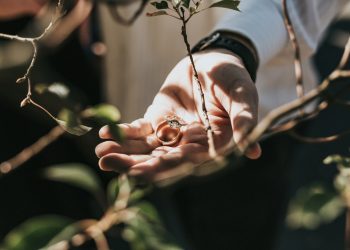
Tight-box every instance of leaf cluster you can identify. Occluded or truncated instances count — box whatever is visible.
[286,154,350,230]
[0,165,180,250]
[147,0,240,20]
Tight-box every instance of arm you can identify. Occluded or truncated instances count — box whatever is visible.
[96,0,347,180]
[214,0,348,64]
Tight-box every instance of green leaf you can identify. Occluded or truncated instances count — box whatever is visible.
[324,154,350,192]
[129,186,152,204]
[107,123,124,142]
[182,0,190,8]
[324,154,350,169]
[82,104,121,123]
[44,223,80,248]
[123,202,182,250]
[189,7,196,14]
[44,163,104,201]
[107,177,119,205]
[35,83,70,99]
[82,104,123,141]
[209,0,240,11]
[286,183,345,230]
[147,11,168,16]
[55,119,91,136]
[151,1,169,9]
[172,0,181,7]
[56,109,92,136]
[0,215,73,250]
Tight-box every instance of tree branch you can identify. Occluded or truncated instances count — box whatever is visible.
[175,5,217,158]
[282,0,305,102]
[0,0,64,117]
[0,126,65,176]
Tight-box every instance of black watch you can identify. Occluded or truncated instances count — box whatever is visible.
[191,32,258,82]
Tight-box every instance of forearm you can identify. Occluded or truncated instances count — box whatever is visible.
[214,0,348,64]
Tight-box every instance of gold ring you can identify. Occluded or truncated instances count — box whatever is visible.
[155,115,185,146]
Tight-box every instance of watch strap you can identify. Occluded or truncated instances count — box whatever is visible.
[191,32,259,82]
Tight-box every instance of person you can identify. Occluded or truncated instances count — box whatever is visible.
[96,0,348,181]
[0,0,349,249]
[95,0,350,249]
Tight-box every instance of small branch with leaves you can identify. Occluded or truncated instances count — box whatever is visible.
[147,0,241,158]
[0,0,64,116]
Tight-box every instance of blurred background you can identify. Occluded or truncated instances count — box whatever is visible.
[0,1,350,250]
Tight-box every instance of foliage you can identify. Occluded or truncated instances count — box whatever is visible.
[124,202,182,250]
[147,0,240,18]
[0,164,179,250]
[0,216,74,250]
[44,163,105,204]
[286,154,350,230]
[286,183,344,229]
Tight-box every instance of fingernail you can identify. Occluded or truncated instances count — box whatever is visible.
[99,156,128,172]
[99,126,109,138]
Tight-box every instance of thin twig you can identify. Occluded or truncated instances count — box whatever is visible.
[46,178,134,250]
[152,35,350,184]
[0,0,64,117]
[239,69,350,153]
[289,129,350,143]
[0,126,65,176]
[153,68,350,185]
[107,0,149,26]
[282,0,304,102]
[174,5,217,158]
[339,37,350,69]
[114,174,131,211]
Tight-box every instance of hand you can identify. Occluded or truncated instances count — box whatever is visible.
[0,0,47,20]
[96,49,261,180]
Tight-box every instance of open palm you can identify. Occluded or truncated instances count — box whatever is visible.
[96,49,261,180]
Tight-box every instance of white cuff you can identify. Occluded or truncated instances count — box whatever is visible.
[213,0,288,65]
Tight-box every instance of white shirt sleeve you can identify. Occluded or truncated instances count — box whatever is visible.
[214,0,348,65]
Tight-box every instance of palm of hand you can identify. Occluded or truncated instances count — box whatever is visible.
[96,49,260,180]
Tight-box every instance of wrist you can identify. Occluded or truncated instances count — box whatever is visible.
[191,31,259,82]
[196,47,246,67]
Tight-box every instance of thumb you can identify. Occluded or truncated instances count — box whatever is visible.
[231,110,261,160]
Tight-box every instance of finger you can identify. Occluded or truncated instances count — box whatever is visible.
[225,81,260,159]
[244,143,262,160]
[98,153,152,172]
[129,143,208,179]
[98,145,172,173]
[180,122,208,146]
[151,146,173,157]
[99,118,153,140]
[232,111,262,159]
[95,139,156,158]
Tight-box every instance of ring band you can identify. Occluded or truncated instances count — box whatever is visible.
[155,117,184,146]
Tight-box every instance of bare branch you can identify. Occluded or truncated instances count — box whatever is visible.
[288,129,350,143]
[174,5,217,158]
[339,37,350,69]
[46,177,135,250]
[107,0,149,26]
[0,126,65,176]
[153,67,350,186]
[114,174,131,211]
[0,0,65,118]
[282,0,305,103]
